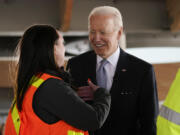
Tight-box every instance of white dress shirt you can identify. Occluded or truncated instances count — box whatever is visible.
[96,47,120,91]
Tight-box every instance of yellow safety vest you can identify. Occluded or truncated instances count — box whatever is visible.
[157,69,180,135]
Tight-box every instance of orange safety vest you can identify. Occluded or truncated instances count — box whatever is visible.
[4,73,89,135]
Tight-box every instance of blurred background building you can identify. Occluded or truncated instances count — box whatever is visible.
[0,0,180,128]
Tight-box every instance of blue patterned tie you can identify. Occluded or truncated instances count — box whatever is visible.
[96,59,108,89]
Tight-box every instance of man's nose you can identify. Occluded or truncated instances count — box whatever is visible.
[94,33,101,41]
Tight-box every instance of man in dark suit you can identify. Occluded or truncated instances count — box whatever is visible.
[67,6,159,135]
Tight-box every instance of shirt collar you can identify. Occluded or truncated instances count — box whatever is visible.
[97,47,120,67]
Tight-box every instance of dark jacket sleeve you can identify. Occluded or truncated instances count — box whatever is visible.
[33,78,111,131]
[139,66,159,135]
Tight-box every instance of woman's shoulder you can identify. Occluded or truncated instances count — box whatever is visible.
[39,78,71,94]
[33,77,76,106]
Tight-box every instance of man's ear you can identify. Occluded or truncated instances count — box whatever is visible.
[117,27,123,40]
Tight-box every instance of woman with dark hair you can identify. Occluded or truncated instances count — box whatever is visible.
[4,24,111,135]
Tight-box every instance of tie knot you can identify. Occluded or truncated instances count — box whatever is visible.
[100,59,108,67]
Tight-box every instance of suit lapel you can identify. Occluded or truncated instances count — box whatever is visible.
[111,49,129,93]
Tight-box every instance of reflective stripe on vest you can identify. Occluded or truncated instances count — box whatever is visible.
[68,130,84,135]
[29,75,45,88]
[11,103,20,135]
[159,105,180,125]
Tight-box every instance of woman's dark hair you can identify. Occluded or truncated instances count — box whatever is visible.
[14,24,60,111]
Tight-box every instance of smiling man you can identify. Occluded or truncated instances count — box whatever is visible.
[89,14,121,59]
[67,6,159,135]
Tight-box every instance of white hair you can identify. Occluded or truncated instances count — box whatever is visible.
[88,6,123,30]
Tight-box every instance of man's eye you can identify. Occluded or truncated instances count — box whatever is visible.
[100,32,105,35]
[90,31,95,34]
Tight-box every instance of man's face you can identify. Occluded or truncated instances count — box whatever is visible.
[89,15,121,58]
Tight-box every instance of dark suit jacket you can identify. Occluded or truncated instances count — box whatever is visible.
[67,49,159,135]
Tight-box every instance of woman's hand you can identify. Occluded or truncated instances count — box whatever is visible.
[77,79,99,101]
[87,79,100,92]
